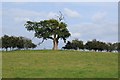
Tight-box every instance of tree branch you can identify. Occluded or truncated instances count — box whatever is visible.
[48,37,54,40]
[38,39,45,45]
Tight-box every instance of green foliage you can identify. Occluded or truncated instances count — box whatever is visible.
[72,39,84,50]
[112,42,120,52]
[25,19,71,50]
[85,41,93,50]
[2,50,118,78]
[62,41,73,49]
[24,38,37,49]
[63,39,119,52]
[1,35,36,51]
[1,35,10,51]
[0,38,1,48]
[85,39,119,52]
[25,19,71,40]
[63,39,84,50]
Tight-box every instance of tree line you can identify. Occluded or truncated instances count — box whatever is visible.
[62,39,120,52]
[0,35,119,52]
[0,35,37,51]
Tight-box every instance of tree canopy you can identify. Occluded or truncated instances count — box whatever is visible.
[62,39,84,50]
[1,35,36,51]
[25,19,71,50]
[63,39,119,52]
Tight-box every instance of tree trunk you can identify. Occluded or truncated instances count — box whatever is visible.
[53,35,58,50]
[53,39,58,50]
[5,48,8,51]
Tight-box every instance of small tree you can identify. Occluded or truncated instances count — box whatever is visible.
[0,37,2,49]
[85,41,93,51]
[62,41,73,50]
[117,42,120,52]
[72,39,84,50]
[2,35,10,51]
[23,38,37,50]
[62,39,84,50]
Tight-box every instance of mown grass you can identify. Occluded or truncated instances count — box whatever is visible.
[2,50,118,78]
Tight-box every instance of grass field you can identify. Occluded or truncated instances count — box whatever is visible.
[2,50,118,78]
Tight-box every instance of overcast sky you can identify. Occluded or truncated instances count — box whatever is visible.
[1,2,118,49]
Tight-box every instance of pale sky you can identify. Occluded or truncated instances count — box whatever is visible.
[1,2,118,49]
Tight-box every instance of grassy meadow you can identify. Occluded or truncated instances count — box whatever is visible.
[2,50,118,78]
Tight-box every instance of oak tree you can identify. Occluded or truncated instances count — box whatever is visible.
[25,12,71,50]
